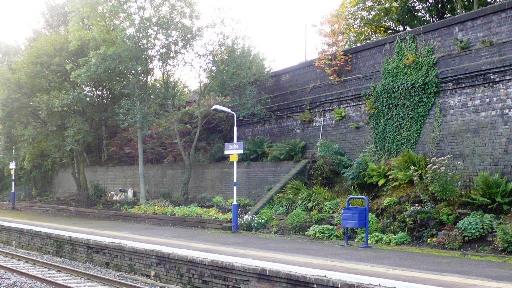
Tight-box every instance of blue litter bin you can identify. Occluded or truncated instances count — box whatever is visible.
[341,196,370,248]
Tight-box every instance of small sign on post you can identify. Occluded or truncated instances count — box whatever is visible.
[229,154,239,162]
[224,142,244,155]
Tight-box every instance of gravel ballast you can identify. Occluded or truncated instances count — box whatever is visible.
[0,243,178,288]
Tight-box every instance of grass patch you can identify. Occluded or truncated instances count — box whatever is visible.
[376,244,512,264]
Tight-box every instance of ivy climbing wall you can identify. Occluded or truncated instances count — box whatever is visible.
[239,2,512,178]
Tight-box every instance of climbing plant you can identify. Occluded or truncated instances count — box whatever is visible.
[366,36,440,157]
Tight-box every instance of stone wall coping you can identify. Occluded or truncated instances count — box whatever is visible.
[0,220,436,288]
[270,1,512,77]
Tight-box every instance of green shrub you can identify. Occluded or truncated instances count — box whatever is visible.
[388,151,427,186]
[298,110,314,124]
[496,224,512,253]
[227,197,254,209]
[404,204,439,241]
[344,152,373,186]
[438,207,458,225]
[267,139,305,162]
[424,156,461,201]
[323,199,341,214]
[273,180,308,214]
[367,232,395,245]
[129,202,231,221]
[454,37,470,51]
[311,140,351,187]
[383,197,399,208]
[240,215,268,232]
[212,196,226,209]
[317,140,351,173]
[297,186,337,213]
[456,212,496,241]
[306,225,342,240]
[240,137,271,161]
[391,232,412,245]
[332,107,347,122]
[208,143,225,162]
[479,39,494,47]
[365,161,388,186]
[310,140,352,187]
[467,172,512,214]
[286,209,312,234]
[89,183,106,204]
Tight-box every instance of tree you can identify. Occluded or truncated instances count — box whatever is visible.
[103,0,199,203]
[157,36,269,202]
[324,0,503,49]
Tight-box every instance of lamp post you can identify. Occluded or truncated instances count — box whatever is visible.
[211,105,240,232]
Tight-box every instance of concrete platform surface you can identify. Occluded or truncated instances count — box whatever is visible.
[0,209,510,288]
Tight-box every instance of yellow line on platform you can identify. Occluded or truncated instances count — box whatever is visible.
[1,216,510,288]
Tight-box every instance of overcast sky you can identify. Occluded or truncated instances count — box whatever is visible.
[0,0,339,71]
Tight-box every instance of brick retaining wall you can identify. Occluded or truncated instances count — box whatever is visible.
[52,161,296,201]
[240,2,512,179]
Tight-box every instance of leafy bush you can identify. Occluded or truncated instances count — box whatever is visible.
[240,214,269,232]
[212,196,226,210]
[424,156,461,201]
[332,107,347,122]
[129,202,231,221]
[456,212,496,241]
[286,209,312,234]
[297,186,337,213]
[89,183,106,204]
[391,232,412,245]
[437,229,463,250]
[365,161,388,186]
[344,152,373,186]
[273,180,308,214]
[306,225,342,240]
[311,140,351,187]
[208,143,225,162]
[383,197,399,208]
[438,207,458,225]
[404,204,439,241]
[495,224,512,253]
[323,199,341,215]
[240,137,271,162]
[369,233,393,245]
[267,139,305,162]
[388,151,427,187]
[298,110,314,124]
[467,172,512,214]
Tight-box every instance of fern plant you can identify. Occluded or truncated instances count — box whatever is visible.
[365,161,388,187]
[466,172,512,214]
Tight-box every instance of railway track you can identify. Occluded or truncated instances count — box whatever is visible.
[0,248,146,288]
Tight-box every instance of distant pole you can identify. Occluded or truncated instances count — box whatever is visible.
[9,148,16,210]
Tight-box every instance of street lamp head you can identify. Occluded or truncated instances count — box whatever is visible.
[211,105,234,114]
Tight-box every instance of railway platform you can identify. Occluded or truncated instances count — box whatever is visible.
[0,209,510,288]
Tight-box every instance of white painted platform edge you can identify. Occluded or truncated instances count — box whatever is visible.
[0,220,440,288]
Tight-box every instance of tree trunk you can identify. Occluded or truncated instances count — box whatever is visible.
[180,158,191,203]
[137,125,146,203]
[71,150,89,206]
[474,0,478,11]
[101,122,108,163]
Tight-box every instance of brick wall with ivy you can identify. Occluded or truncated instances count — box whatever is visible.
[239,2,512,178]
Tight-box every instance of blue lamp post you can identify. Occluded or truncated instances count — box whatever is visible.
[211,105,240,232]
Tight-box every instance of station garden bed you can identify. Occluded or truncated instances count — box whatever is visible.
[8,202,232,230]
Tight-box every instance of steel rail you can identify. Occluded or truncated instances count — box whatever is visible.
[0,248,146,288]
